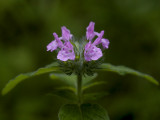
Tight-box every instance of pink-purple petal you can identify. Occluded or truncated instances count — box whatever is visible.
[53,32,63,48]
[92,30,104,46]
[57,50,68,61]
[90,46,103,60]
[61,26,72,41]
[57,49,75,61]
[86,22,95,41]
[84,44,103,61]
[101,38,110,49]
[57,41,75,61]
[47,40,58,52]
[64,41,73,50]
[85,41,92,50]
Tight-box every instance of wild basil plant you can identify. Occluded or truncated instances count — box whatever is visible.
[2,22,159,120]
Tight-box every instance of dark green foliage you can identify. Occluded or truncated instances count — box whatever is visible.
[100,63,159,85]
[48,87,77,101]
[2,62,59,95]
[59,104,110,120]
[50,73,97,87]
[59,104,82,120]
[2,62,158,102]
[58,59,103,76]
[83,92,109,101]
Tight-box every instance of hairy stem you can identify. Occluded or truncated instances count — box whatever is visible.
[77,74,82,105]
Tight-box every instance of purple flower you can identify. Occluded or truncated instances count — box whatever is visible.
[57,42,75,61]
[84,22,110,61]
[47,22,109,62]
[47,26,75,61]
[84,42,102,61]
[47,33,63,52]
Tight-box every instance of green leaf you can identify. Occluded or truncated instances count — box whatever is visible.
[2,62,59,95]
[82,81,107,91]
[83,92,109,101]
[55,86,76,92]
[50,73,97,87]
[48,87,77,101]
[82,81,108,101]
[99,63,159,85]
[59,104,110,120]
[50,73,77,87]
[59,104,82,120]
[82,73,97,85]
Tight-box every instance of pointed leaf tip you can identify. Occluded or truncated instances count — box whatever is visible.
[99,63,159,85]
[2,62,59,95]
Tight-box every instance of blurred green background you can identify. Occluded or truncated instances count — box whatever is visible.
[0,0,160,120]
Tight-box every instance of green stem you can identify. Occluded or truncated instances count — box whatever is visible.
[77,74,82,105]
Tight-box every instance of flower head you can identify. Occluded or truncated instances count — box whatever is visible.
[47,26,75,61]
[47,21,110,75]
[84,22,110,61]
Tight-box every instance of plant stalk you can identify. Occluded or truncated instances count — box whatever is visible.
[77,74,82,105]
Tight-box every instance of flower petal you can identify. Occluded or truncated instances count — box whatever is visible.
[63,41,73,50]
[53,32,63,48]
[57,50,68,61]
[47,40,58,52]
[86,22,95,41]
[93,30,104,46]
[85,41,92,50]
[57,41,75,61]
[57,49,75,61]
[84,44,102,61]
[91,46,102,60]
[61,26,72,41]
[101,38,110,49]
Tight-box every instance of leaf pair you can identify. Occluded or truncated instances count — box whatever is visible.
[2,62,158,96]
[49,73,103,102]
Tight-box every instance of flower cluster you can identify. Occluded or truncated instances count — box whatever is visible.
[84,22,109,61]
[47,22,109,62]
[47,27,75,61]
